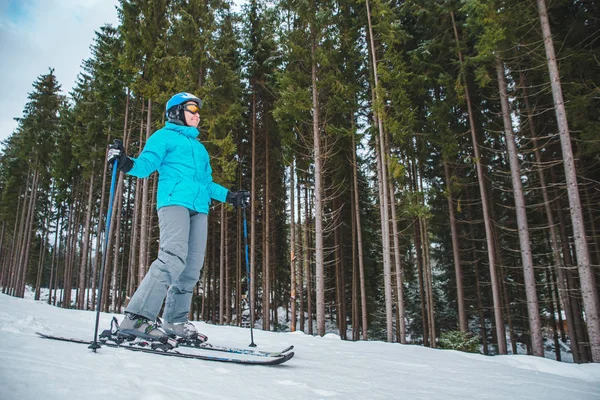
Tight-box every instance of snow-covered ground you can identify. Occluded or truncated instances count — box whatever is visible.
[1,293,599,400]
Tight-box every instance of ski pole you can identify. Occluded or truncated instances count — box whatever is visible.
[89,139,121,351]
[242,204,257,347]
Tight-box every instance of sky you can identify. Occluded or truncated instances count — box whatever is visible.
[0,0,120,145]
[1,290,600,400]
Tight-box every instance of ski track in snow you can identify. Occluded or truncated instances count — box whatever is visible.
[1,293,600,400]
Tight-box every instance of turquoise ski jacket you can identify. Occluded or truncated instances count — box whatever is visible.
[127,122,228,214]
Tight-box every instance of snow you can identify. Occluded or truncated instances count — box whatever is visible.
[1,293,599,400]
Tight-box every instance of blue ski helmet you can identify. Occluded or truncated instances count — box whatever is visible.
[165,92,202,126]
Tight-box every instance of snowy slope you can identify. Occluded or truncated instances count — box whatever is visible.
[1,293,599,400]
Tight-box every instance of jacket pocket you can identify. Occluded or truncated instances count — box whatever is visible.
[167,180,181,202]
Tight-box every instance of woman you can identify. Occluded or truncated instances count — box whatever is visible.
[107,92,249,341]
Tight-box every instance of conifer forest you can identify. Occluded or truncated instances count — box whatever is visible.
[1,0,599,363]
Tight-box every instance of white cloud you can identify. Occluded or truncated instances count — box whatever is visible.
[0,0,119,145]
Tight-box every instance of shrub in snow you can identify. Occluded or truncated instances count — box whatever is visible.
[438,331,480,354]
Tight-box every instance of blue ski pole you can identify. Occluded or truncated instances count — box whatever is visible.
[89,139,121,351]
[242,205,257,347]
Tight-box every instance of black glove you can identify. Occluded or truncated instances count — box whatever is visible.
[226,190,250,209]
[107,139,133,173]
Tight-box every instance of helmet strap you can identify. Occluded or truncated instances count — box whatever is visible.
[178,106,188,126]
[167,104,188,126]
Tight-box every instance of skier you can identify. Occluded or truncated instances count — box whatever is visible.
[107,92,250,341]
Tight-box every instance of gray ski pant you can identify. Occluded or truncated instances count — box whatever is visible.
[125,205,208,323]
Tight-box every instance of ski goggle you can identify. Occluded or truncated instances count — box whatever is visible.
[184,103,200,114]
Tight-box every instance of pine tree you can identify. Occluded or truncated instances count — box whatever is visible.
[0,70,63,298]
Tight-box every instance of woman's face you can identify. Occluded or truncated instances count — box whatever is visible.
[183,101,200,128]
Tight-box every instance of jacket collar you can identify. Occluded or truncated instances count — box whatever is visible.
[165,121,200,139]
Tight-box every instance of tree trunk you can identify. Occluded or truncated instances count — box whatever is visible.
[4,198,20,293]
[520,72,580,362]
[469,202,489,355]
[264,124,271,331]
[553,173,589,362]
[138,98,152,285]
[15,169,36,296]
[583,183,600,292]
[500,264,518,355]
[124,178,135,303]
[48,208,61,305]
[101,175,119,312]
[351,124,368,340]
[451,10,506,354]
[551,268,567,343]
[0,221,6,288]
[418,157,435,347]
[236,207,241,326]
[210,223,217,322]
[52,209,65,306]
[219,204,226,325]
[444,162,466,332]
[305,185,313,335]
[290,163,297,332]
[18,170,40,298]
[366,0,393,342]
[537,0,600,362]
[495,56,544,357]
[77,171,95,309]
[408,156,428,346]
[421,215,436,347]
[92,132,113,310]
[8,173,29,295]
[389,179,406,343]
[310,20,325,337]
[1,192,20,291]
[34,213,48,301]
[110,172,126,312]
[334,198,347,339]
[64,193,80,308]
[298,182,305,333]
[351,186,358,341]
[8,177,29,295]
[250,89,257,329]
[225,213,230,324]
[547,268,562,361]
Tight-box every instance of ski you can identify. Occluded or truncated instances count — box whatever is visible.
[192,343,293,358]
[168,339,294,358]
[36,332,294,366]
[99,329,293,358]
[101,317,294,358]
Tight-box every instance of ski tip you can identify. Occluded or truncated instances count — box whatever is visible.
[282,345,294,353]
[275,351,295,365]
